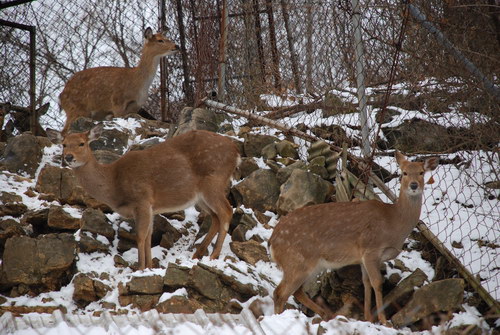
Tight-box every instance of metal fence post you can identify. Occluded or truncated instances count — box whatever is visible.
[350,0,371,159]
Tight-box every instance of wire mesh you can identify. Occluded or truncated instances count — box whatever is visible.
[0,0,498,316]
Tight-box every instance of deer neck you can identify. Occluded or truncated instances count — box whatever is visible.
[392,190,424,237]
[136,46,162,90]
[73,156,117,207]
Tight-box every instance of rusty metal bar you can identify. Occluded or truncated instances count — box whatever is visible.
[279,0,301,92]
[0,18,37,135]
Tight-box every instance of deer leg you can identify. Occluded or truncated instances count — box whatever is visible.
[209,198,232,260]
[361,264,373,322]
[362,257,387,325]
[192,214,219,259]
[134,205,153,270]
[293,286,334,320]
[144,218,153,268]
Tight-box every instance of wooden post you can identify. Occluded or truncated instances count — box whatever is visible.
[280,0,301,92]
[265,0,281,90]
[175,0,195,106]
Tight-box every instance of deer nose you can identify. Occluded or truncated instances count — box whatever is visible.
[410,182,418,190]
[65,154,74,163]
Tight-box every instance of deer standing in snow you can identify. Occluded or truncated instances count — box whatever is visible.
[59,27,178,134]
[269,151,439,324]
[48,126,240,270]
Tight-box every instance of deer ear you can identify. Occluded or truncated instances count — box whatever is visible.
[46,128,63,144]
[144,27,153,40]
[395,151,407,166]
[424,157,439,171]
[88,124,104,142]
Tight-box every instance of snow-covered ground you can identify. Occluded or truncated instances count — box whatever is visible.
[1,86,498,334]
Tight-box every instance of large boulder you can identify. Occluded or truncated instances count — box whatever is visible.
[391,278,465,327]
[242,134,278,157]
[1,234,76,291]
[232,169,280,213]
[0,133,51,177]
[174,107,219,136]
[277,169,334,215]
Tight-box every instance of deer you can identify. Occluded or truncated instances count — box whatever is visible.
[59,27,179,134]
[47,125,240,270]
[269,151,439,325]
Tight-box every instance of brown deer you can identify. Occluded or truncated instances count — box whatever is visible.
[269,151,439,325]
[47,125,240,270]
[59,27,178,134]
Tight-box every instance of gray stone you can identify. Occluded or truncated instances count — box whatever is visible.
[0,192,27,217]
[125,275,164,295]
[276,161,307,184]
[1,234,76,290]
[0,133,45,177]
[89,128,130,154]
[174,107,218,136]
[231,212,258,242]
[277,169,333,215]
[276,140,299,159]
[191,265,224,300]
[230,240,269,265]
[261,143,278,160]
[48,205,80,230]
[391,278,465,327]
[81,208,114,240]
[232,169,280,212]
[384,268,428,309]
[242,134,277,157]
[238,157,260,179]
[164,263,191,288]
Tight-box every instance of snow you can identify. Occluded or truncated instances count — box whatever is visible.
[1,89,497,334]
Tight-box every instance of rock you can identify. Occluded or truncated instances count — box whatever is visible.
[72,273,111,307]
[81,208,114,240]
[47,205,80,230]
[21,208,49,230]
[1,234,76,291]
[89,128,130,154]
[123,275,164,295]
[276,140,299,159]
[383,118,453,153]
[276,161,307,184]
[119,294,160,311]
[155,215,182,250]
[391,278,465,327]
[191,265,224,300]
[174,107,219,136]
[231,212,258,242]
[78,233,110,254]
[230,240,269,265]
[92,150,121,164]
[0,191,27,217]
[35,165,105,208]
[156,295,204,314]
[232,169,280,213]
[238,158,260,179]
[197,263,266,298]
[277,169,333,215]
[0,219,27,255]
[261,143,278,160]
[242,134,277,157]
[384,268,428,311]
[0,133,46,177]
[164,263,191,288]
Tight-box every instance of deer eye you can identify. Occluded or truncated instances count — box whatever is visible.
[420,171,424,175]
[79,143,84,147]
[62,144,67,148]
[403,172,408,176]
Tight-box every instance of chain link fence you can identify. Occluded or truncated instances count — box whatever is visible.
[1,0,499,316]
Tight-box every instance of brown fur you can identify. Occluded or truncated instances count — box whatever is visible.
[59,27,178,134]
[269,152,439,324]
[47,127,240,270]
